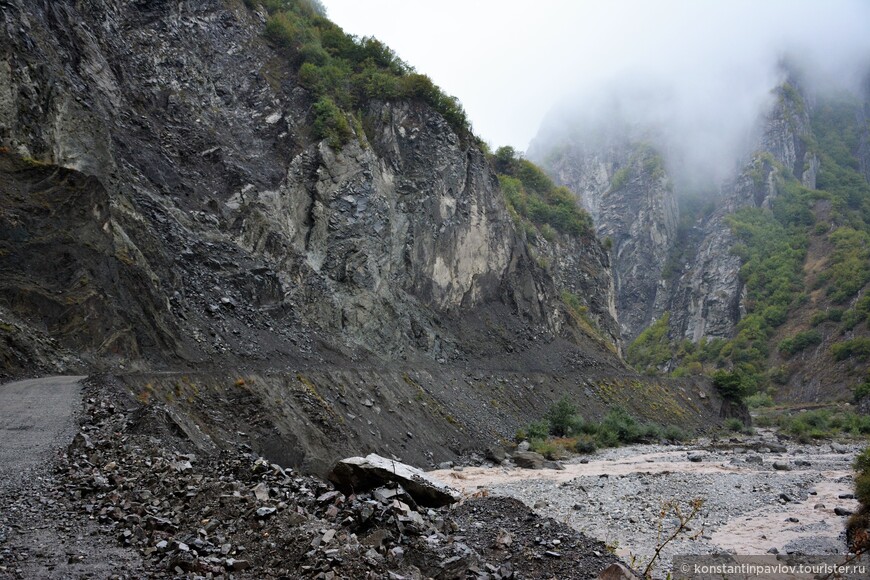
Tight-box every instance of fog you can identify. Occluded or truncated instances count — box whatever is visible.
[323,0,870,183]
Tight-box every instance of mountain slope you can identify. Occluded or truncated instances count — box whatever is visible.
[0,0,726,471]
[533,72,870,404]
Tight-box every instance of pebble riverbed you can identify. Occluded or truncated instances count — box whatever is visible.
[430,430,863,577]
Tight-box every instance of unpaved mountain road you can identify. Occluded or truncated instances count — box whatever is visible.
[0,376,85,487]
[0,376,146,578]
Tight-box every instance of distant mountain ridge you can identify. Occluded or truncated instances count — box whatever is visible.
[532,71,870,404]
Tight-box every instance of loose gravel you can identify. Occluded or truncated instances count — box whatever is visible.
[431,431,863,578]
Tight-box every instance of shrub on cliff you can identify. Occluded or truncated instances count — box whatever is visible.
[493,147,594,239]
[255,0,472,147]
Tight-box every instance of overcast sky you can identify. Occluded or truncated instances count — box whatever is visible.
[322,1,870,154]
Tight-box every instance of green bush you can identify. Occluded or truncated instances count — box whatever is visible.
[832,338,870,361]
[494,148,594,239]
[746,391,774,408]
[778,330,822,357]
[261,0,473,148]
[530,438,562,460]
[312,96,352,148]
[600,407,645,443]
[776,409,870,441]
[725,418,744,432]
[841,309,865,331]
[854,377,870,402]
[626,314,672,374]
[526,420,550,441]
[595,425,621,448]
[663,425,688,441]
[712,370,756,401]
[547,397,578,437]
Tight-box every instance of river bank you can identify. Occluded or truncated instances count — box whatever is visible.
[430,430,863,577]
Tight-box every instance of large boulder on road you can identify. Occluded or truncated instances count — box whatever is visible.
[328,453,459,507]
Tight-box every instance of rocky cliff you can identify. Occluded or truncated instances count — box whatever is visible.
[666,81,818,342]
[533,80,817,346]
[0,0,573,369]
[531,74,870,403]
[538,138,677,342]
[0,0,725,470]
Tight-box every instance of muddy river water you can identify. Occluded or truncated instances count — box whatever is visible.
[430,431,863,576]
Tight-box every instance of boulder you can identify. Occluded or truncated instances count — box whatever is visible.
[485,445,506,464]
[328,453,459,507]
[512,451,545,470]
[598,562,640,580]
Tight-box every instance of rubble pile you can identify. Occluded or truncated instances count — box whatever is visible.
[52,383,621,578]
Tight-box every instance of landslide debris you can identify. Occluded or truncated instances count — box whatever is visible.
[41,377,623,579]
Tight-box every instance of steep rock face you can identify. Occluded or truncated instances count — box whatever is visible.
[666,83,818,342]
[525,230,620,349]
[0,0,726,470]
[534,80,817,346]
[533,141,677,342]
[0,0,567,369]
[855,80,870,185]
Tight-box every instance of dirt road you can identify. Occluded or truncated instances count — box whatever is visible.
[0,376,85,487]
[0,376,146,578]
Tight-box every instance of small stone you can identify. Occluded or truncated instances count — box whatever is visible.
[767,547,779,554]
[785,517,799,523]
[171,460,192,472]
[225,558,250,571]
[814,503,826,510]
[545,550,561,557]
[835,507,854,517]
[252,482,270,502]
[255,507,276,518]
[316,491,342,504]
[773,461,791,471]
[485,446,507,464]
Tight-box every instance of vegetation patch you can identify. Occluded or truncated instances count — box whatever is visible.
[253,0,472,148]
[848,446,870,554]
[766,408,870,443]
[778,330,822,357]
[516,397,687,458]
[628,92,870,396]
[494,146,594,239]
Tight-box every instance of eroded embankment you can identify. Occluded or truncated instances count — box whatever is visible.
[113,369,725,475]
